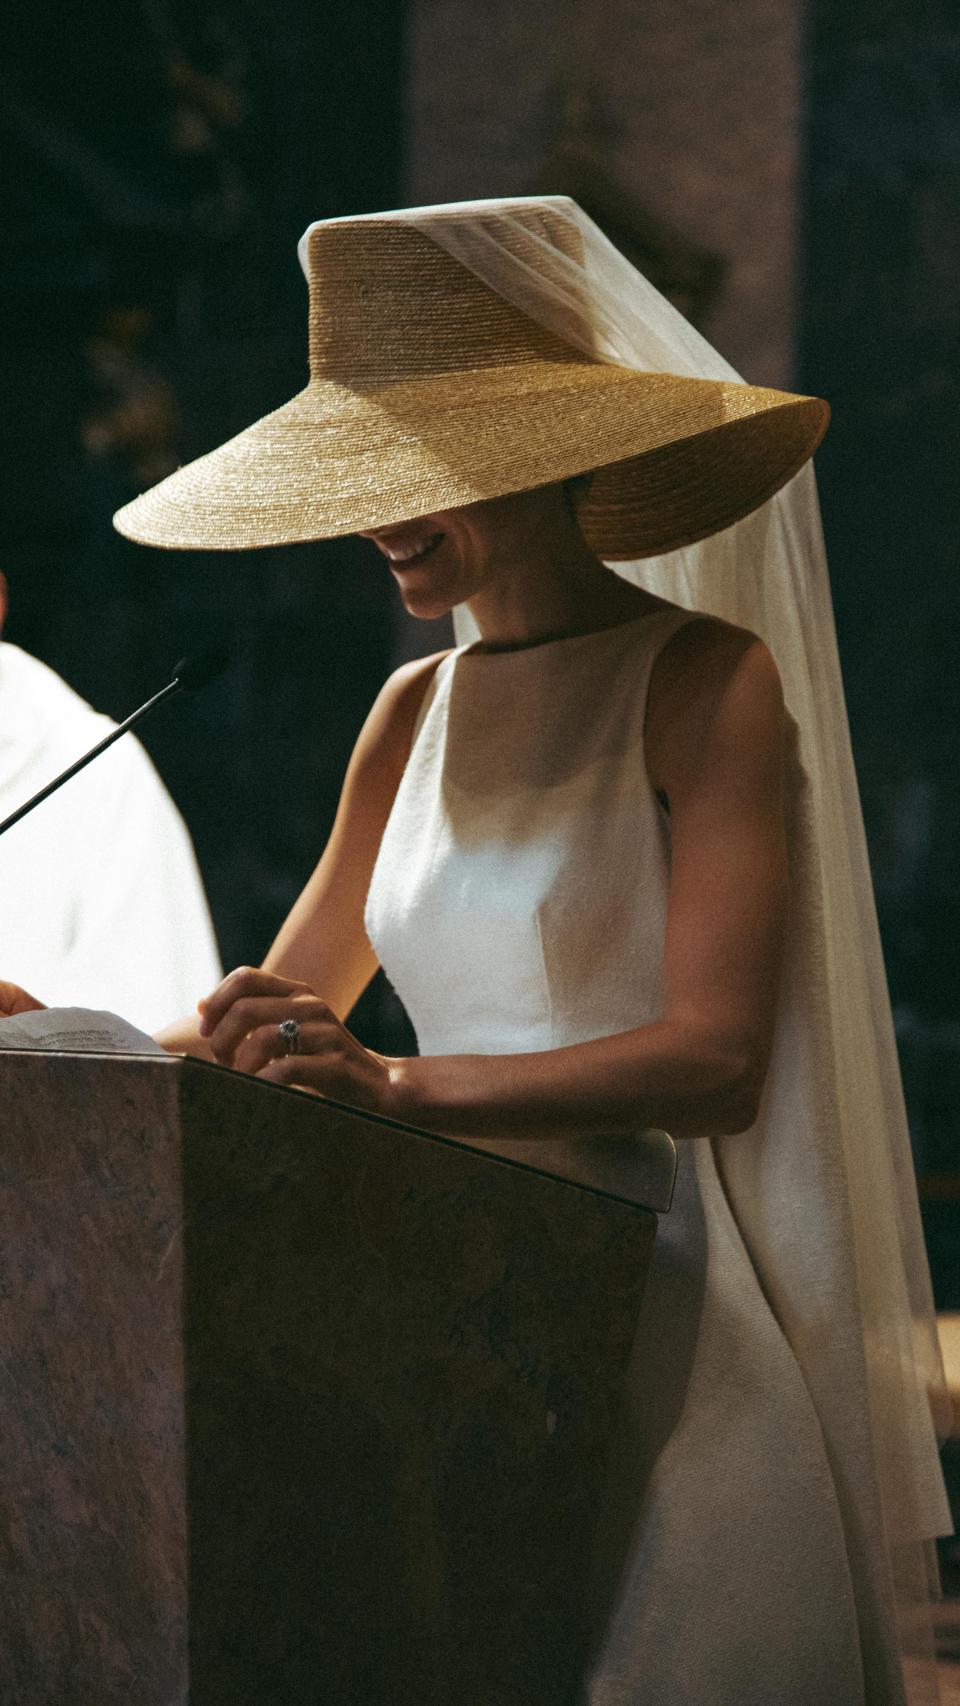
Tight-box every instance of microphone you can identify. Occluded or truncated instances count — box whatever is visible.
[168,651,229,692]
[0,649,229,839]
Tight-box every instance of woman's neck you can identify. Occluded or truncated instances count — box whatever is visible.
[465,516,664,649]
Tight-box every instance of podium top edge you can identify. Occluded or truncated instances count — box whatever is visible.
[0,1049,678,1214]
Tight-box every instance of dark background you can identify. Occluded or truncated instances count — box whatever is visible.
[799,0,960,1299]
[2,0,406,978]
[2,1,957,1295]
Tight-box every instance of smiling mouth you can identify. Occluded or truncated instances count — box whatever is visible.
[380,532,444,568]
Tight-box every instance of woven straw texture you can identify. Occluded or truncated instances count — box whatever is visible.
[114,219,828,558]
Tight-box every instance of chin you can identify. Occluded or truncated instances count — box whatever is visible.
[392,569,459,621]
[400,590,458,621]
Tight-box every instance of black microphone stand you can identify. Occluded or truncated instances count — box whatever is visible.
[0,655,226,840]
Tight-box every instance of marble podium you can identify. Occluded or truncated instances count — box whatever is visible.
[0,1053,675,1705]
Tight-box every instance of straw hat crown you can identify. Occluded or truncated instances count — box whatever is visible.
[306,220,581,383]
[113,200,829,557]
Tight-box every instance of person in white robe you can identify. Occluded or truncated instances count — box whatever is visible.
[0,573,221,1033]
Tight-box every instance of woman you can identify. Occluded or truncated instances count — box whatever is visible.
[8,199,951,1701]
[181,484,785,1158]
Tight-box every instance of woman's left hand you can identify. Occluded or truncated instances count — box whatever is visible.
[197,966,397,1115]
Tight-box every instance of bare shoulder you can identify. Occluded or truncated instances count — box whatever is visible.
[646,616,785,799]
[347,648,452,787]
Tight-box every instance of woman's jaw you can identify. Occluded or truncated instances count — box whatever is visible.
[358,485,658,643]
[359,519,462,619]
[359,487,594,630]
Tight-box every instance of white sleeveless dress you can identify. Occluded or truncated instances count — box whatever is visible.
[365,610,867,1705]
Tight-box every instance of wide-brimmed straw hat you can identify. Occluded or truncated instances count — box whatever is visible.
[113,199,829,560]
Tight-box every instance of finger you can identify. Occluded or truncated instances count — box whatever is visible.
[256,1055,324,1091]
[233,1015,338,1078]
[257,1050,339,1091]
[206,997,300,1066]
[207,994,331,1066]
[0,980,46,1016]
[197,966,305,1039]
[197,965,299,1037]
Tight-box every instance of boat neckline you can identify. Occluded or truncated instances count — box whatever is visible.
[456,603,684,661]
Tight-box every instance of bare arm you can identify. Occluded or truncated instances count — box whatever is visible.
[387,620,788,1140]
[156,649,449,1056]
[201,620,788,1142]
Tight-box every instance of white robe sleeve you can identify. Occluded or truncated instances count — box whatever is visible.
[55,735,223,1034]
[0,644,222,1035]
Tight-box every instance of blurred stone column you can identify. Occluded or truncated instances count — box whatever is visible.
[407,0,804,388]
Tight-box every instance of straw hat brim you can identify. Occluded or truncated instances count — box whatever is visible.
[113,358,828,559]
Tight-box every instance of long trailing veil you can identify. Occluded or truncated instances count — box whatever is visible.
[397,197,951,1702]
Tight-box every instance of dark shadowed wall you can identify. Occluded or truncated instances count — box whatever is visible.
[1,0,410,1019]
[799,0,960,1295]
[408,0,804,386]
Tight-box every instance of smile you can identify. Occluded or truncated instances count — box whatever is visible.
[381,532,444,567]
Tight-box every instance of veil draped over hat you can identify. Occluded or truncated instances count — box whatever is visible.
[401,198,951,1701]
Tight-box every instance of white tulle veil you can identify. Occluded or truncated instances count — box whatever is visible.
[395,197,951,1701]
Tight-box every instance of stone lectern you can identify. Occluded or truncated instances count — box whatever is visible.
[0,1052,675,1706]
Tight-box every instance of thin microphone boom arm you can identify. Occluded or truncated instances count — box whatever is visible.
[0,653,227,839]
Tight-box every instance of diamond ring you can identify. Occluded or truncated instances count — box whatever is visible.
[277,1017,301,1056]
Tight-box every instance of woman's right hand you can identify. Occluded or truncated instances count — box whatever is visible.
[0,980,46,1016]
